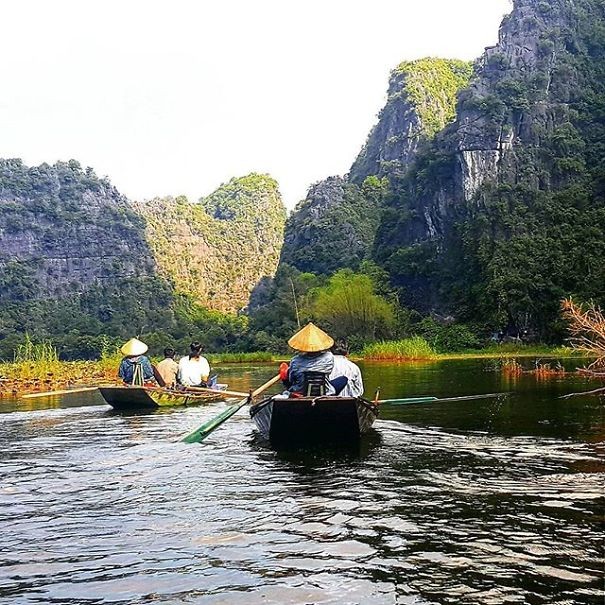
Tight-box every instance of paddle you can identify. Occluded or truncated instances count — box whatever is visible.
[184,386,249,398]
[379,392,509,405]
[181,374,281,444]
[21,386,107,399]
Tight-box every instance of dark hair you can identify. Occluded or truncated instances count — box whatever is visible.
[189,341,203,358]
[163,347,175,358]
[332,338,349,356]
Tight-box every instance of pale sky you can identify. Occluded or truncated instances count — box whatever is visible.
[1,0,511,209]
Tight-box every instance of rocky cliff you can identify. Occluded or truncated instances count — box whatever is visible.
[0,159,153,300]
[350,58,473,183]
[375,0,605,336]
[279,58,472,275]
[0,163,286,356]
[137,174,286,313]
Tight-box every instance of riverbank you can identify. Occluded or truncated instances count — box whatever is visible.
[0,343,587,398]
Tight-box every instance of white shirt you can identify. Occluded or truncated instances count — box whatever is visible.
[178,355,210,386]
[329,355,364,397]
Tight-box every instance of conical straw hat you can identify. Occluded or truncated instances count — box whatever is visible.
[120,338,148,356]
[288,323,334,353]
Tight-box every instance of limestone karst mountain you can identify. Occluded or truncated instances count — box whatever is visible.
[279,58,473,276]
[0,162,286,356]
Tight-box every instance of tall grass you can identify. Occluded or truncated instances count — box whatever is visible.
[6,335,62,380]
[362,337,437,361]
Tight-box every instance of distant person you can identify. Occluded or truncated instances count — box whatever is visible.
[156,346,179,388]
[329,338,364,397]
[281,323,335,396]
[178,342,210,387]
[118,338,160,386]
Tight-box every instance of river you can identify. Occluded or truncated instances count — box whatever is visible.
[0,359,603,604]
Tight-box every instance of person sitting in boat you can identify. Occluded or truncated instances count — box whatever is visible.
[178,341,211,387]
[118,338,160,386]
[281,323,339,397]
[329,338,364,397]
[156,346,179,388]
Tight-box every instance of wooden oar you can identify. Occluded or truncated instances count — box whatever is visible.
[379,392,509,405]
[181,374,281,444]
[21,386,104,399]
[184,386,249,398]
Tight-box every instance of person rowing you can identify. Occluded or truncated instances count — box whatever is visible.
[118,338,164,387]
[279,323,349,397]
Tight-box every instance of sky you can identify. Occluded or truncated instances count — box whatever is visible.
[0,0,512,209]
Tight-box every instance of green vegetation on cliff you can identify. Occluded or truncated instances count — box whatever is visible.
[394,58,473,138]
[138,173,286,313]
[374,0,605,341]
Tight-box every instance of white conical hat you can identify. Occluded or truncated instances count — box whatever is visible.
[288,323,334,353]
[120,338,148,356]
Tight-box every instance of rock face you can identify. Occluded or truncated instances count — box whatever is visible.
[375,0,605,335]
[279,176,385,275]
[0,163,286,355]
[138,174,286,313]
[350,58,473,183]
[0,159,154,300]
[280,58,472,275]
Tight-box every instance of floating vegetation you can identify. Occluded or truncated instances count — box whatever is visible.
[501,358,524,378]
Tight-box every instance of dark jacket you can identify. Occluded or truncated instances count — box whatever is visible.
[118,356,155,385]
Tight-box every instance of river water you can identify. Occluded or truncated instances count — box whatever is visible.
[1,359,603,604]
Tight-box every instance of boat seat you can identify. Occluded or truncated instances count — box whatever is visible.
[302,371,327,397]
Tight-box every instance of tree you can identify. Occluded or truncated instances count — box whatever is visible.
[308,270,396,342]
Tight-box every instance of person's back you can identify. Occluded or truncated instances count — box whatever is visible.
[156,347,179,388]
[118,338,155,386]
[178,342,210,387]
[283,323,336,396]
[328,339,364,397]
[288,350,335,395]
[330,355,363,397]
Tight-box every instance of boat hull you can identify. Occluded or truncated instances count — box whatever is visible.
[99,386,226,410]
[249,396,379,445]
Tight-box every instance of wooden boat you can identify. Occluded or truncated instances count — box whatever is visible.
[99,385,228,410]
[249,395,379,445]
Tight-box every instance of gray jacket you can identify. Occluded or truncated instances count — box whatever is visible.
[288,351,335,395]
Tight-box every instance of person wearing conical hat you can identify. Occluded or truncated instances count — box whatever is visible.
[283,323,336,396]
[118,338,157,386]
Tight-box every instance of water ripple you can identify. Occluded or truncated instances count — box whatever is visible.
[0,399,603,604]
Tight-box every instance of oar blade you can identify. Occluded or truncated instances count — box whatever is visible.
[181,400,247,443]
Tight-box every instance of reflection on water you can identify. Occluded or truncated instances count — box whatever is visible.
[0,359,603,604]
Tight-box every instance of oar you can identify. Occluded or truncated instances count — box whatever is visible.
[184,386,249,398]
[21,386,106,399]
[181,374,281,444]
[379,392,509,405]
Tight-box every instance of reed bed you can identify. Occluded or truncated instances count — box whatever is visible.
[361,337,437,361]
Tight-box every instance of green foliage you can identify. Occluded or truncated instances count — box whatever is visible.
[415,318,481,353]
[139,173,286,313]
[395,58,474,137]
[306,269,396,342]
[280,178,385,275]
[374,0,605,342]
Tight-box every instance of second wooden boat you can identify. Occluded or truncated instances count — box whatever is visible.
[99,385,228,410]
[249,395,379,445]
